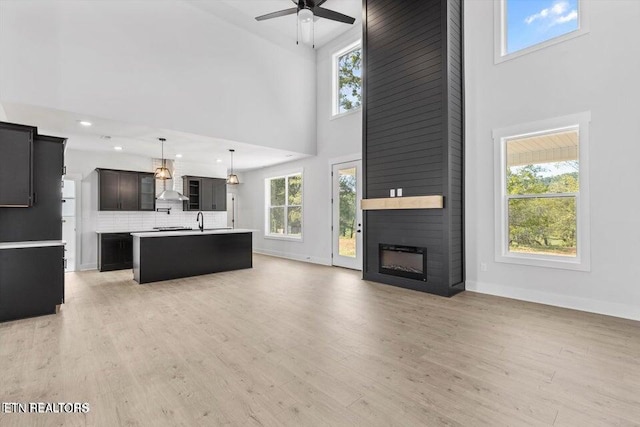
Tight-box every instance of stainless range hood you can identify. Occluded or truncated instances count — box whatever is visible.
[154,155,189,202]
[157,189,189,202]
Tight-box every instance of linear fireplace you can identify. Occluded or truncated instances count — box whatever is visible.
[379,244,427,281]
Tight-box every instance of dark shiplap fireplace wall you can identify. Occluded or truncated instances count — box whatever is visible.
[362,0,464,296]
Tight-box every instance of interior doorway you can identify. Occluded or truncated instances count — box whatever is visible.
[331,160,363,270]
[227,192,236,228]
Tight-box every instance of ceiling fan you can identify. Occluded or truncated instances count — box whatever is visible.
[255,1,356,27]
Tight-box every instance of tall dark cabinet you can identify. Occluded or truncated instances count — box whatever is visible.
[362,0,464,296]
[0,121,66,322]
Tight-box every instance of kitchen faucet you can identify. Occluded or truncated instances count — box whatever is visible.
[196,211,204,232]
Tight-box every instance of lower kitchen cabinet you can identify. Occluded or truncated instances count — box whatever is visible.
[0,245,65,322]
[98,233,133,271]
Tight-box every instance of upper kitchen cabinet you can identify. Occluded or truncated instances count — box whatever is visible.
[182,176,226,211]
[97,169,155,211]
[0,122,35,207]
[0,134,66,242]
[139,174,156,211]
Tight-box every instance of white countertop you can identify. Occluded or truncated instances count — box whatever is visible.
[95,229,194,234]
[131,229,255,238]
[0,240,66,250]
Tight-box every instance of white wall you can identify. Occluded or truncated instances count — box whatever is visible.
[465,0,640,320]
[66,148,228,270]
[237,26,362,265]
[0,102,7,121]
[0,0,316,155]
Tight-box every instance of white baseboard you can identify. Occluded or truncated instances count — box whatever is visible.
[466,280,640,321]
[253,248,331,266]
[79,263,97,271]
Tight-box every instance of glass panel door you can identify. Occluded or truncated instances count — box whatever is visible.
[332,160,362,270]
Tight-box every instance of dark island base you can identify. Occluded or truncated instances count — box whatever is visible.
[133,232,252,284]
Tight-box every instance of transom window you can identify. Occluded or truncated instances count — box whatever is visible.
[333,41,362,116]
[496,0,588,61]
[494,113,590,270]
[265,173,303,239]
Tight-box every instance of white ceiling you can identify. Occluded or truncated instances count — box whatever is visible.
[2,103,310,171]
[188,0,361,48]
[0,1,362,170]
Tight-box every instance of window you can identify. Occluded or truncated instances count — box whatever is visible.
[494,113,590,270]
[265,172,303,239]
[333,41,362,116]
[495,0,589,62]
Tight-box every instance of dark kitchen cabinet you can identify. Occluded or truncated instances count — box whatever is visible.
[99,169,120,210]
[0,122,35,207]
[0,245,65,322]
[98,169,155,211]
[0,121,66,323]
[182,176,226,211]
[213,179,227,212]
[0,134,65,242]
[98,233,133,271]
[139,174,156,211]
[119,171,139,211]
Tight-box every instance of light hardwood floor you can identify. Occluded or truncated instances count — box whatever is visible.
[1,254,639,426]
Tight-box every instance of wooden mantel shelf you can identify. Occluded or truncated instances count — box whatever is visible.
[361,195,444,210]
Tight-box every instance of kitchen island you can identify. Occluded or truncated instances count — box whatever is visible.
[131,229,254,284]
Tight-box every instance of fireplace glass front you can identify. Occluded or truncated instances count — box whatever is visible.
[379,244,427,281]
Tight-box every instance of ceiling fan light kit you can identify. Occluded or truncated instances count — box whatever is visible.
[255,0,355,48]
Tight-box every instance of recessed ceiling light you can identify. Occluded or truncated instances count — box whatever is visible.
[114,146,123,151]
[216,159,222,163]
[78,120,92,127]
[175,154,183,158]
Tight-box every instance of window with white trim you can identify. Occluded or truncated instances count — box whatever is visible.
[495,0,588,62]
[494,113,590,270]
[265,172,303,239]
[333,41,362,116]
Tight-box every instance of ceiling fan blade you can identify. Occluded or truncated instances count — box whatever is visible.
[313,7,356,24]
[315,0,328,6]
[255,8,298,21]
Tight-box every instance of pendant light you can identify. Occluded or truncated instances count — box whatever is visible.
[155,137,189,201]
[154,138,172,180]
[226,149,239,185]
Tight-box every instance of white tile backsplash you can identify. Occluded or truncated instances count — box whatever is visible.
[97,205,227,232]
